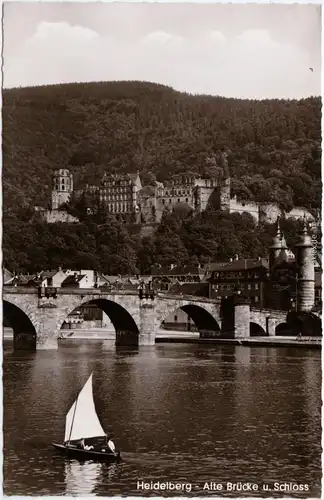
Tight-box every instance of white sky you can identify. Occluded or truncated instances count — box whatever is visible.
[3,3,321,99]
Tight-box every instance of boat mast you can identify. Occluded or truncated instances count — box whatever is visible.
[67,394,79,446]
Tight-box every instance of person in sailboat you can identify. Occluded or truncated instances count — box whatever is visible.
[80,438,94,451]
[106,435,117,455]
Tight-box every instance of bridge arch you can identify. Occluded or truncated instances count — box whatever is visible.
[275,323,291,336]
[61,298,140,346]
[158,302,221,338]
[250,322,266,337]
[3,300,37,350]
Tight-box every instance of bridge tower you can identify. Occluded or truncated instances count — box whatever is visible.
[269,220,283,272]
[52,169,74,210]
[294,221,315,312]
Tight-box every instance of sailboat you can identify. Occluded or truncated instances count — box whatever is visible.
[52,373,121,462]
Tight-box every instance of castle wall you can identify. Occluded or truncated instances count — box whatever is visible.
[286,208,315,222]
[229,197,259,222]
[139,193,157,224]
[155,193,195,222]
[259,203,282,224]
[52,192,72,210]
[46,210,79,224]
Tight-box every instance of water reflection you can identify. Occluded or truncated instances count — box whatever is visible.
[64,460,102,496]
[64,459,120,496]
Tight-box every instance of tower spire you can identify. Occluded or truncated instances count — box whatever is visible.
[269,217,283,272]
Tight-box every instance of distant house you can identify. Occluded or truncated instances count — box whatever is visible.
[207,256,269,307]
[150,264,205,290]
[38,269,67,288]
[167,282,211,298]
[61,273,88,288]
[65,270,96,288]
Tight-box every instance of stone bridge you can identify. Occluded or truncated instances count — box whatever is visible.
[3,287,289,350]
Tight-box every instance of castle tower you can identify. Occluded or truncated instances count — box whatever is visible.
[294,221,315,312]
[52,169,74,210]
[269,220,283,272]
[219,177,231,211]
[219,151,230,211]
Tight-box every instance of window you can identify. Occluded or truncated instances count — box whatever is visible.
[178,198,180,202]
[255,284,259,290]
[248,284,251,290]
[255,296,259,302]
[186,198,188,202]
[174,315,178,322]
[162,199,165,204]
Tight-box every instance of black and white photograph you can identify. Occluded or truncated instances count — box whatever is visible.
[2,2,322,497]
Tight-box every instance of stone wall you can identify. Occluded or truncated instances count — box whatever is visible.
[250,308,288,336]
[229,196,260,222]
[46,210,79,224]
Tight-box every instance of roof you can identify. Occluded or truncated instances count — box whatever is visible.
[128,173,140,182]
[40,270,57,279]
[168,282,210,297]
[3,268,14,284]
[208,258,269,273]
[14,274,39,286]
[61,274,86,287]
[150,265,204,277]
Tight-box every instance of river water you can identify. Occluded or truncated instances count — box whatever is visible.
[3,341,322,497]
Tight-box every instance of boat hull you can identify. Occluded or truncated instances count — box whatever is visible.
[52,443,121,462]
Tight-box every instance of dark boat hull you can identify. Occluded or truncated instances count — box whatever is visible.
[52,443,121,462]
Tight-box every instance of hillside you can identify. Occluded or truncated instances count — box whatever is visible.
[2,81,322,213]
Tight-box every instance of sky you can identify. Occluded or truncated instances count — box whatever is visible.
[3,3,322,99]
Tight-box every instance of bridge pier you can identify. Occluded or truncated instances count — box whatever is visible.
[139,301,156,346]
[266,317,277,337]
[234,297,250,339]
[34,300,62,349]
[36,335,59,350]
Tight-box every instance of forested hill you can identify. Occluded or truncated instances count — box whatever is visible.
[3,80,322,213]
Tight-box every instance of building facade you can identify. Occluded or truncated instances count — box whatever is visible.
[207,257,269,307]
[99,172,142,218]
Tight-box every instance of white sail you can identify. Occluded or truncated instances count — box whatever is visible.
[64,373,106,442]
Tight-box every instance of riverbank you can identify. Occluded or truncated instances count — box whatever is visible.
[155,336,322,348]
[3,328,321,348]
